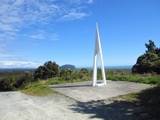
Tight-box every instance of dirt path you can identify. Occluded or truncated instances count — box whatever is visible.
[0,91,102,120]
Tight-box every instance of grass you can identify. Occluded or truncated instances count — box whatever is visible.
[46,77,86,85]
[117,93,139,102]
[45,72,160,86]
[22,81,54,96]
[43,72,160,87]
[107,71,160,85]
[21,70,160,96]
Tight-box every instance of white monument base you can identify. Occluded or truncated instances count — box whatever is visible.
[92,80,106,87]
[93,83,106,87]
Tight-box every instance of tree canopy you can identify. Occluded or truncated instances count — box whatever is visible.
[34,61,59,80]
[132,40,160,74]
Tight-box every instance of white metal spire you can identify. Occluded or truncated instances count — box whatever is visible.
[92,23,106,86]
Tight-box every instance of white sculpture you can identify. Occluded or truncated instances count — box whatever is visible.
[92,23,106,87]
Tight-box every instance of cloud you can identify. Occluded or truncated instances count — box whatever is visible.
[0,53,41,68]
[87,0,94,4]
[0,0,94,68]
[0,60,40,68]
[65,0,94,5]
[28,30,59,41]
[60,11,88,21]
[0,0,93,50]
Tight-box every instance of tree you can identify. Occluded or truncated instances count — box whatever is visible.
[132,40,160,74]
[44,61,59,78]
[79,68,89,74]
[145,40,156,53]
[34,61,59,80]
[79,68,89,80]
[60,69,73,80]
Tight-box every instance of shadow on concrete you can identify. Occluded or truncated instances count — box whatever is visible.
[70,86,160,120]
[51,84,92,88]
[70,100,142,120]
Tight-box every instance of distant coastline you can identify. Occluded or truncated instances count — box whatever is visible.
[0,68,35,73]
[0,65,132,73]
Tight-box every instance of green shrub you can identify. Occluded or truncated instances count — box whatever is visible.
[34,61,59,80]
[107,70,160,85]
[0,72,34,91]
[0,78,16,91]
[60,69,73,80]
[22,82,53,96]
[79,68,90,80]
[15,72,34,88]
[132,40,160,74]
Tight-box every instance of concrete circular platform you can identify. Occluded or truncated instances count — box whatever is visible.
[50,80,152,102]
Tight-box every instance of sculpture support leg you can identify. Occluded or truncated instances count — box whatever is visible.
[93,54,97,86]
[100,52,106,85]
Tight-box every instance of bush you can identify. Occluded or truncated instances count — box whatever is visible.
[0,78,16,91]
[79,68,90,80]
[0,72,34,91]
[132,40,160,74]
[15,72,34,88]
[34,61,59,80]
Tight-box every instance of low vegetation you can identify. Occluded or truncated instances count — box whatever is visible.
[107,70,160,84]
[22,81,53,96]
[34,61,59,80]
[0,65,160,93]
[0,72,34,91]
[132,40,160,74]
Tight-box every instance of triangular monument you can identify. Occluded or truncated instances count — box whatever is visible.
[92,23,107,86]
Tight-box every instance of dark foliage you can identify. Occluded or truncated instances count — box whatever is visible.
[132,40,160,74]
[58,68,90,81]
[60,69,73,80]
[14,72,34,88]
[0,78,16,91]
[0,72,33,91]
[79,68,89,80]
[34,61,59,80]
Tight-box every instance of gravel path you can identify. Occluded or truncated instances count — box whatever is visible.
[0,92,101,120]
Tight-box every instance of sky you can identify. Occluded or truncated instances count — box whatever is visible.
[0,0,160,68]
